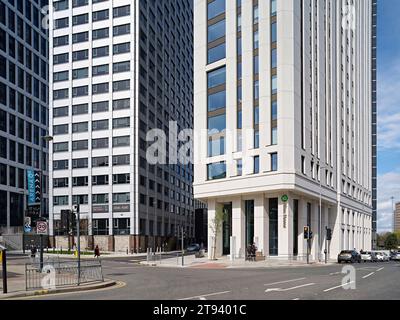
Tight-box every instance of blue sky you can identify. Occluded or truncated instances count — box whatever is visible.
[376,0,400,232]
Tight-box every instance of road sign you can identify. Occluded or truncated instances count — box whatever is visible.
[36,221,48,235]
[281,195,289,202]
[24,217,32,233]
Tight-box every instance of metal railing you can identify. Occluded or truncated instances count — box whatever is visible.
[25,259,103,291]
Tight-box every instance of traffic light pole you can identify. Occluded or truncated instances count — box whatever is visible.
[39,168,44,272]
[181,226,184,267]
[76,205,81,285]
[325,227,328,264]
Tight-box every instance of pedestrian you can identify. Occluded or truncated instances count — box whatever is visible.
[94,245,100,258]
[30,245,37,258]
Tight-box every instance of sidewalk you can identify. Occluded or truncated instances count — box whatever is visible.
[141,254,336,269]
[0,255,116,299]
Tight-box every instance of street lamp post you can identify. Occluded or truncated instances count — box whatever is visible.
[318,164,327,263]
[39,135,53,271]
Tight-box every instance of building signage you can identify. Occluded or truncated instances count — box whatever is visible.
[113,204,130,213]
[92,205,109,213]
[27,170,41,206]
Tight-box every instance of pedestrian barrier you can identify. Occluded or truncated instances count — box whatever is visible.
[25,259,104,291]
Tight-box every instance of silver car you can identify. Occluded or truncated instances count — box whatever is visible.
[392,252,400,261]
[375,252,390,262]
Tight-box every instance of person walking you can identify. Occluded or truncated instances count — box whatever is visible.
[94,245,100,258]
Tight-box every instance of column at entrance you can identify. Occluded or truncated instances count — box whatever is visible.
[207,199,223,259]
[254,195,268,256]
[232,197,245,259]
[297,199,308,261]
[277,195,293,259]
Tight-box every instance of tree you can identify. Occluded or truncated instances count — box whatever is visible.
[209,206,226,260]
[384,233,399,250]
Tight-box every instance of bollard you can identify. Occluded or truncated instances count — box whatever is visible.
[147,248,150,264]
[1,248,7,294]
[126,247,128,255]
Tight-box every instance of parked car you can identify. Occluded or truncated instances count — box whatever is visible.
[338,250,361,263]
[186,243,200,252]
[392,252,400,261]
[360,251,373,262]
[375,252,390,262]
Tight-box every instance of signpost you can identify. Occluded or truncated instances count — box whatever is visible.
[0,246,7,294]
[36,221,48,235]
[24,217,32,233]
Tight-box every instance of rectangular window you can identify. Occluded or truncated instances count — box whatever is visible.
[207,90,226,112]
[92,64,109,77]
[207,66,226,89]
[271,153,278,171]
[208,42,225,64]
[254,156,260,174]
[72,67,89,80]
[207,162,226,180]
[207,0,225,20]
[208,19,225,43]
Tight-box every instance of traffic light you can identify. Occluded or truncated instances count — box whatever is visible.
[304,226,310,239]
[326,228,332,241]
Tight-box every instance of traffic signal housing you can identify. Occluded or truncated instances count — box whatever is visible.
[326,228,332,241]
[304,226,310,239]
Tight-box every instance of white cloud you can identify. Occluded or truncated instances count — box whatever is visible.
[377,171,400,233]
[377,59,400,150]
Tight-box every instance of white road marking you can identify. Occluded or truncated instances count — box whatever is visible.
[323,281,355,292]
[329,272,341,276]
[376,267,384,272]
[179,290,231,300]
[293,298,300,300]
[199,297,206,300]
[265,283,315,293]
[362,272,374,279]
[264,277,306,286]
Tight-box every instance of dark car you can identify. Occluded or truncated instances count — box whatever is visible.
[338,250,361,264]
[186,244,200,252]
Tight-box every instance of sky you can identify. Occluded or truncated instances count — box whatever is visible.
[376,0,400,232]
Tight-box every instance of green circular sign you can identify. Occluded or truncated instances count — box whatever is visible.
[281,195,289,202]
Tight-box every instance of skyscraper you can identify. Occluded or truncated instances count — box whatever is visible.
[194,0,374,260]
[49,0,194,251]
[0,0,49,234]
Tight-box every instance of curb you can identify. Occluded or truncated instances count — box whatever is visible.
[0,279,117,300]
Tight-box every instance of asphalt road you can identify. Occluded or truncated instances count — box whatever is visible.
[16,257,400,300]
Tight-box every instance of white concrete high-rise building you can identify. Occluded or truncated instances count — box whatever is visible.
[48,0,194,252]
[194,0,374,260]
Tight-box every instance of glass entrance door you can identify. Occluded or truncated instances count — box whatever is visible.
[222,204,232,255]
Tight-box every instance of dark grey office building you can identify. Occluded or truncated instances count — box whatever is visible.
[0,0,49,235]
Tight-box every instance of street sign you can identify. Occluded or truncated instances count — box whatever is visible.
[36,221,48,235]
[281,195,289,202]
[24,217,32,233]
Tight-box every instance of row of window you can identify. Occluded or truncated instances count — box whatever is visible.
[54,192,130,206]
[53,136,130,152]
[53,174,130,187]
[0,161,46,190]
[53,80,130,100]
[54,117,130,135]
[53,24,130,54]
[53,154,130,170]
[54,62,130,84]
[54,5,130,30]
[54,99,130,118]
[207,153,278,181]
